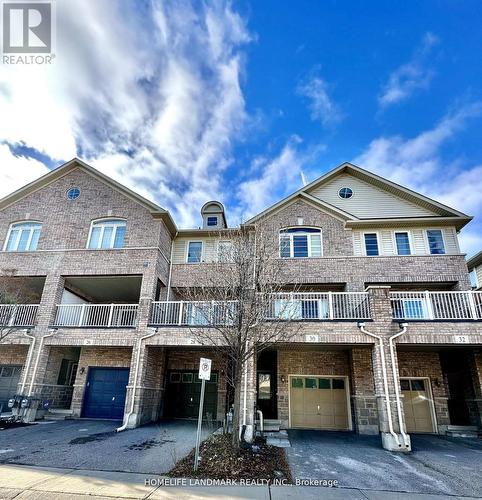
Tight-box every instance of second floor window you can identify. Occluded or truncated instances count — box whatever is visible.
[395,232,411,255]
[187,241,203,263]
[4,222,42,251]
[427,229,445,255]
[207,216,218,226]
[364,233,379,256]
[279,228,322,258]
[87,219,126,249]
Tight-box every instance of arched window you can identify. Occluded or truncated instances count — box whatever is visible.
[87,219,126,249]
[4,222,42,252]
[279,227,322,258]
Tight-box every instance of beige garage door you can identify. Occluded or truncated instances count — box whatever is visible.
[401,378,435,433]
[290,376,349,430]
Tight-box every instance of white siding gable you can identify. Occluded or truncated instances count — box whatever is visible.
[308,173,438,218]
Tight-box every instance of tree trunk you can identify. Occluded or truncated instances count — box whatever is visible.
[231,362,243,451]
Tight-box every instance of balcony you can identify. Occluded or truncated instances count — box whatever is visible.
[149,292,371,326]
[0,304,39,327]
[391,291,482,321]
[54,303,138,328]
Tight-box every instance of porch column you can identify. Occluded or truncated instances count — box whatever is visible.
[239,350,257,442]
[366,286,411,452]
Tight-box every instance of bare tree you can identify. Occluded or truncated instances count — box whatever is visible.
[177,225,301,450]
[0,270,37,343]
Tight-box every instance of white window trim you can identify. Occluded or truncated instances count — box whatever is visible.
[393,230,413,256]
[86,218,127,250]
[206,216,218,227]
[362,231,380,257]
[3,221,42,252]
[186,240,204,264]
[425,228,446,255]
[278,227,323,259]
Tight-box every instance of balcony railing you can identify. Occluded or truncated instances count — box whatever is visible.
[0,304,39,327]
[54,304,138,328]
[391,291,482,320]
[149,292,371,326]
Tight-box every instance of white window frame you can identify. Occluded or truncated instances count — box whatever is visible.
[186,240,203,264]
[278,227,323,259]
[363,231,380,257]
[393,231,412,256]
[3,221,42,252]
[217,240,233,263]
[206,216,218,227]
[425,228,446,255]
[86,218,127,250]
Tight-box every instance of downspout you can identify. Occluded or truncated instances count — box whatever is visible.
[19,330,36,394]
[166,239,175,301]
[117,328,158,432]
[358,323,401,448]
[28,330,56,396]
[389,323,410,448]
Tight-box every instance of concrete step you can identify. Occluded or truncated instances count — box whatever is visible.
[447,425,478,431]
[256,419,281,432]
[266,430,291,448]
[446,425,479,438]
[44,409,74,421]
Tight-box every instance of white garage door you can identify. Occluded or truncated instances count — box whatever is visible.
[289,376,350,430]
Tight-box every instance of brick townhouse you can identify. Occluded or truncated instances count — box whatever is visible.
[0,158,481,452]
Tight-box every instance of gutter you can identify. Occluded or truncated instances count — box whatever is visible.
[358,323,401,448]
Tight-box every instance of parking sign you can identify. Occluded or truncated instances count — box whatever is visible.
[198,357,211,381]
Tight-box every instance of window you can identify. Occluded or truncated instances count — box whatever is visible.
[187,241,203,263]
[338,187,353,199]
[279,228,322,258]
[364,233,379,256]
[66,187,81,200]
[5,222,42,251]
[469,269,478,289]
[207,216,218,226]
[332,378,345,390]
[395,232,411,255]
[217,240,233,262]
[427,230,445,255]
[305,378,317,389]
[319,378,330,389]
[291,377,303,388]
[87,219,126,249]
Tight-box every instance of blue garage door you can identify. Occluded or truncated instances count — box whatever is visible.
[82,368,130,419]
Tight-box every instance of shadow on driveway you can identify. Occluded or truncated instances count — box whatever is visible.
[286,430,482,497]
[0,419,214,474]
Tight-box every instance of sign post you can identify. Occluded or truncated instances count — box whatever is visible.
[194,357,211,471]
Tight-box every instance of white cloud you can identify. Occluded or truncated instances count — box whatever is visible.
[0,0,251,228]
[354,101,482,255]
[297,76,342,126]
[0,145,50,198]
[379,32,439,108]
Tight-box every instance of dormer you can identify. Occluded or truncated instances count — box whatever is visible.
[201,201,227,229]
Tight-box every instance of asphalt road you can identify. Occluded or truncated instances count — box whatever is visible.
[0,419,215,474]
[286,430,482,497]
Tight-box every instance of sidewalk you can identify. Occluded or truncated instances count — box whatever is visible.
[0,464,479,500]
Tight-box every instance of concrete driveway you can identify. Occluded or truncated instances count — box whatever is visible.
[286,430,482,497]
[0,419,214,474]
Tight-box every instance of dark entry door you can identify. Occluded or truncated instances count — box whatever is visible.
[257,371,277,419]
[164,370,218,420]
[0,365,22,412]
[82,367,129,419]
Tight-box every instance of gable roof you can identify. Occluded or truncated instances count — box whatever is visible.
[467,250,482,270]
[245,162,472,229]
[0,157,177,235]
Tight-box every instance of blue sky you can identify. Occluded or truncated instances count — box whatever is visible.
[1,0,481,254]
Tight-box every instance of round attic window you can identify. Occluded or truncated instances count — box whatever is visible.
[66,187,81,200]
[338,187,353,199]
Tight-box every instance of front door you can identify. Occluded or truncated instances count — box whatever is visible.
[401,378,435,433]
[257,371,277,419]
[0,365,22,412]
[81,367,130,419]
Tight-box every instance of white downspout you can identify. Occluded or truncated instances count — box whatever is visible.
[389,324,410,448]
[358,323,401,448]
[28,330,56,396]
[19,330,36,394]
[166,240,175,301]
[117,328,158,432]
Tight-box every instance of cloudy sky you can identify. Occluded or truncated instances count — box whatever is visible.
[1,0,481,255]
